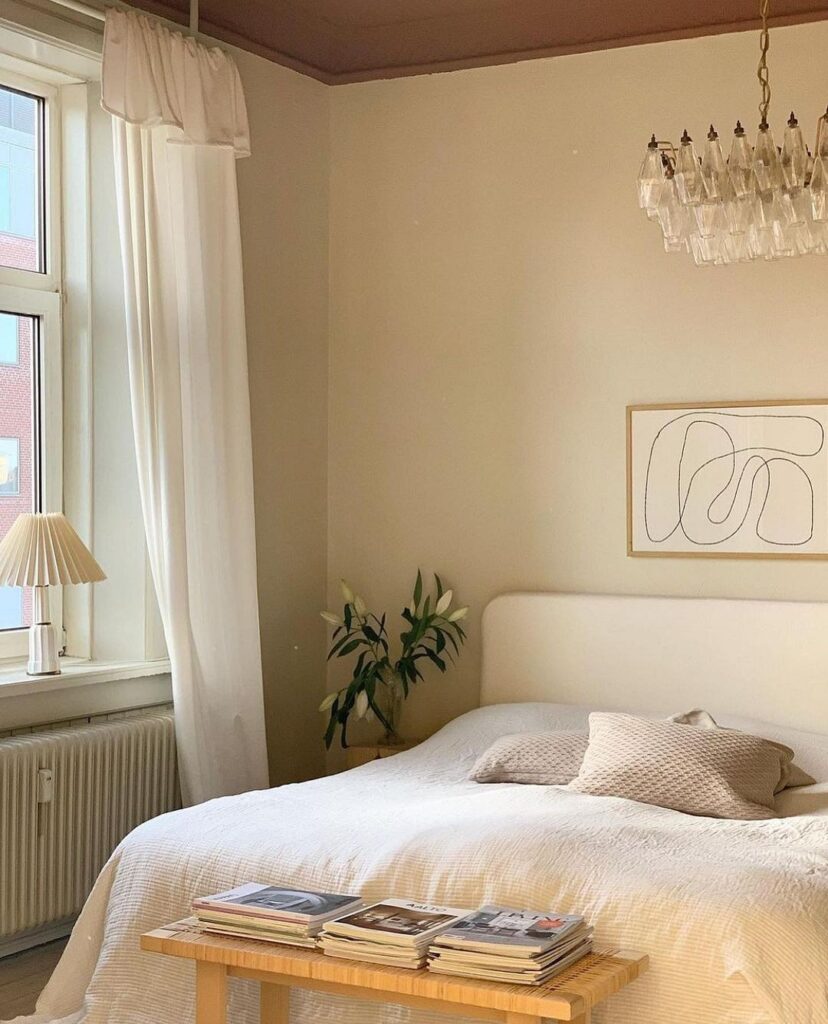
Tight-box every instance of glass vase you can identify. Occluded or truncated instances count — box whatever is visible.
[377,675,404,746]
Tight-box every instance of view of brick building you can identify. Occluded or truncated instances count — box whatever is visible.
[0,85,39,630]
[0,314,34,629]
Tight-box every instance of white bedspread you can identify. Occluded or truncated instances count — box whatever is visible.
[13,703,828,1024]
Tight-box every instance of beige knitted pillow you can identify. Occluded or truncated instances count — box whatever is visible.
[667,707,814,792]
[568,712,795,819]
[469,731,588,785]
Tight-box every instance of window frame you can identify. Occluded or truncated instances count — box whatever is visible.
[0,67,63,662]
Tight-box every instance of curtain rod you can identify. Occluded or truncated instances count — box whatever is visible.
[49,0,104,21]
[46,0,200,32]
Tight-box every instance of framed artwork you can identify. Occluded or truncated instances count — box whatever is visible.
[627,399,828,559]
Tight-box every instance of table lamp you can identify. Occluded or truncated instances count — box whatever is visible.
[0,513,106,675]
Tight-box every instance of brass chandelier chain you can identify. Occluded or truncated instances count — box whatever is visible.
[757,0,772,129]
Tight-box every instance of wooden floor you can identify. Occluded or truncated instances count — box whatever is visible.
[0,940,66,1021]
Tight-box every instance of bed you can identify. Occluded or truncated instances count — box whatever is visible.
[15,592,828,1024]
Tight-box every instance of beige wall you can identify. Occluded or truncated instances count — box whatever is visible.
[328,21,828,745]
[236,50,330,784]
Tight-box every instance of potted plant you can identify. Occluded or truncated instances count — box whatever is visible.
[320,571,468,749]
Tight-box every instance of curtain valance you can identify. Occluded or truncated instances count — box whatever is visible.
[102,9,250,157]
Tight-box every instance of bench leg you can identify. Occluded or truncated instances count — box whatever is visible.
[196,961,227,1024]
[260,982,290,1024]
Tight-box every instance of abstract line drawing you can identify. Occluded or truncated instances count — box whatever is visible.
[628,401,828,559]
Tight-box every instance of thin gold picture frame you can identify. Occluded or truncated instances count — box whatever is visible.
[626,398,828,560]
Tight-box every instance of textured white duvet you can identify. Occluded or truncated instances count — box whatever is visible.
[13,703,828,1024]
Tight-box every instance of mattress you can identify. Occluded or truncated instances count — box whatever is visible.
[14,702,828,1024]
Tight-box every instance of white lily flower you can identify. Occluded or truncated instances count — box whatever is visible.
[435,590,453,615]
[354,595,367,617]
[355,691,369,718]
[448,606,468,622]
[320,611,341,626]
[339,579,354,603]
[319,692,338,712]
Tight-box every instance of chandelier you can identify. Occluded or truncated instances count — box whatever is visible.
[637,0,828,265]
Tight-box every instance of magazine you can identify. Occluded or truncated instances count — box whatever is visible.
[428,939,593,986]
[322,899,471,949]
[193,883,363,925]
[197,921,318,948]
[196,909,311,935]
[432,905,585,957]
[317,938,426,969]
[430,928,592,970]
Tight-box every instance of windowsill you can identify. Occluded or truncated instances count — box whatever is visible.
[0,657,171,697]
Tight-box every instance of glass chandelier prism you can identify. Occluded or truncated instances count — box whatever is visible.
[637,0,828,265]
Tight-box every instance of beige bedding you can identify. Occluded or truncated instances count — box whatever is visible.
[14,702,828,1024]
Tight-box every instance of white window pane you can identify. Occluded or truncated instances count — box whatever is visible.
[0,313,36,631]
[0,86,42,273]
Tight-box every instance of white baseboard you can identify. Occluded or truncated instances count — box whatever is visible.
[0,918,75,958]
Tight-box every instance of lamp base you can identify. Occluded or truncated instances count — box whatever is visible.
[28,622,60,676]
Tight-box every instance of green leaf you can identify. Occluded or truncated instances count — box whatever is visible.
[424,649,447,672]
[435,574,444,599]
[363,624,380,643]
[326,633,351,661]
[324,699,339,748]
[413,569,423,608]
[344,604,352,630]
[337,638,363,658]
[443,630,459,655]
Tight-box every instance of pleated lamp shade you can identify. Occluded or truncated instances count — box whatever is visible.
[0,513,106,587]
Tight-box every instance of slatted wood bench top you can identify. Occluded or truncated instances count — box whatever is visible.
[141,918,648,1024]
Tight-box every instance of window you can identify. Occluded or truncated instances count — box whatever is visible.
[0,311,19,363]
[0,85,43,273]
[0,70,61,658]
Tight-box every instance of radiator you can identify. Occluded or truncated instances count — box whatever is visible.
[0,707,180,954]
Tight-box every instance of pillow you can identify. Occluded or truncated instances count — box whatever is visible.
[469,731,588,785]
[568,712,797,819]
[667,707,815,792]
[469,710,705,786]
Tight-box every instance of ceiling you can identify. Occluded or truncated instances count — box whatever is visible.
[127,0,828,84]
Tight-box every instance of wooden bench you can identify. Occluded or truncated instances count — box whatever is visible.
[141,919,648,1024]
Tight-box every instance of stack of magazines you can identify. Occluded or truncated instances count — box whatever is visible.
[319,898,471,969]
[193,883,364,947]
[428,905,592,985]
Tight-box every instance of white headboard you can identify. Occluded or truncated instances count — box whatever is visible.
[481,592,828,734]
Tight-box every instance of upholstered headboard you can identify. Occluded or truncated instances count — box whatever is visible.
[481,592,828,734]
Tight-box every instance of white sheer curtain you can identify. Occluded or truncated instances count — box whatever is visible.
[102,9,269,805]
